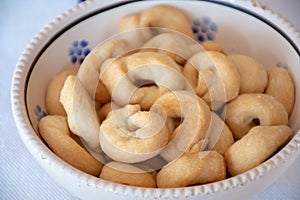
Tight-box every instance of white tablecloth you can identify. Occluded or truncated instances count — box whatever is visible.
[1,0,299,199]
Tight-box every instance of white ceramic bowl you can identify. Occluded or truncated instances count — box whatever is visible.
[11,0,300,199]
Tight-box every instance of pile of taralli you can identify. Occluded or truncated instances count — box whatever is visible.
[38,5,295,188]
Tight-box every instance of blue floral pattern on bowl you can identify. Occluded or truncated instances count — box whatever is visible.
[276,61,289,70]
[34,105,47,122]
[192,16,218,42]
[69,40,90,64]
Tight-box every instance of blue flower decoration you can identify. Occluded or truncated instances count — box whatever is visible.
[276,62,288,70]
[192,16,218,42]
[69,40,90,64]
[34,105,47,121]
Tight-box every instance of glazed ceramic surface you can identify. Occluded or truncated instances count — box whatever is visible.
[11,0,300,199]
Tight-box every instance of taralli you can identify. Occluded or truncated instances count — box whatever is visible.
[157,151,226,188]
[99,104,169,163]
[225,125,292,176]
[224,93,288,140]
[206,112,234,155]
[77,39,130,99]
[120,5,194,46]
[141,32,202,65]
[60,75,101,151]
[151,90,211,162]
[119,13,151,48]
[38,115,103,176]
[100,51,185,110]
[183,51,240,110]
[45,69,77,116]
[100,162,156,188]
[140,5,194,37]
[227,54,268,94]
[265,66,295,116]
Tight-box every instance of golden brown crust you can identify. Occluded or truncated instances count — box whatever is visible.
[157,151,226,188]
[100,162,156,188]
[227,54,267,94]
[265,66,295,116]
[225,125,292,176]
[45,69,77,116]
[38,115,103,176]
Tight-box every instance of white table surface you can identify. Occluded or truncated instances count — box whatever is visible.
[0,0,299,199]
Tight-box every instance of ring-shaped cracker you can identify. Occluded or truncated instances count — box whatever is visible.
[77,39,129,99]
[38,115,103,176]
[157,151,226,188]
[99,104,169,163]
[227,54,268,94]
[60,75,101,151]
[119,5,194,46]
[151,90,211,162]
[224,93,288,140]
[101,52,185,110]
[183,51,240,110]
[100,161,156,187]
[225,125,292,176]
[265,66,295,116]
[45,69,77,116]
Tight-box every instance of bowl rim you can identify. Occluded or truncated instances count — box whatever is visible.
[11,0,300,198]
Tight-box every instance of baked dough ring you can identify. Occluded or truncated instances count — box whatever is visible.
[224,93,288,140]
[100,52,185,110]
[140,5,194,37]
[100,161,156,188]
[265,66,295,116]
[227,54,268,94]
[60,75,101,151]
[151,90,211,162]
[119,5,194,46]
[77,39,129,99]
[45,69,77,115]
[99,104,169,163]
[119,13,151,48]
[38,115,103,176]
[183,51,240,110]
[225,125,292,176]
[157,151,226,188]
[141,32,202,65]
